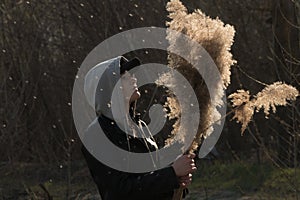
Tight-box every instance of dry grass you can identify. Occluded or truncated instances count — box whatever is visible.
[161,0,236,152]
[229,82,299,134]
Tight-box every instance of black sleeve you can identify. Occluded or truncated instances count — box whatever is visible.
[82,145,180,198]
[109,166,179,197]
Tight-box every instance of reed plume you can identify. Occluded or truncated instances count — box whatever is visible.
[162,0,236,151]
[161,0,236,199]
[229,82,299,134]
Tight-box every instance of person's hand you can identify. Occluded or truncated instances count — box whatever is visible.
[171,153,197,177]
[179,173,192,187]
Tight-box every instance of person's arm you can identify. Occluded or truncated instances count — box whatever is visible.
[107,153,196,198]
[108,166,179,198]
[82,144,196,199]
[82,145,178,197]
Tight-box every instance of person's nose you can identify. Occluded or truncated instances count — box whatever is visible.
[131,76,137,83]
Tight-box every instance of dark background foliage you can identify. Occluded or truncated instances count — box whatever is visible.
[0,0,299,198]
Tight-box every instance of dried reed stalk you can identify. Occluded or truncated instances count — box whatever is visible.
[229,82,299,134]
[161,0,236,199]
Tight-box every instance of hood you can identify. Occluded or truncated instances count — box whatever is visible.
[84,56,159,150]
[84,56,157,141]
[84,56,124,120]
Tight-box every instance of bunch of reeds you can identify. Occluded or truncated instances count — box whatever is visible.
[159,1,299,199]
[160,1,236,199]
[162,0,236,153]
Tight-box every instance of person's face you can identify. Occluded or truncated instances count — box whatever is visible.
[121,71,141,103]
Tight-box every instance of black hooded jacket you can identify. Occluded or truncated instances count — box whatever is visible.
[81,56,181,199]
[81,114,180,200]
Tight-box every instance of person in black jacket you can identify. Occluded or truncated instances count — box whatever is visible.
[81,56,196,200]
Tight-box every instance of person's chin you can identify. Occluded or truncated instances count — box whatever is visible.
[131,90,141,102]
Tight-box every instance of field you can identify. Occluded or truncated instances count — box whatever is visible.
[1,160,299,199]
